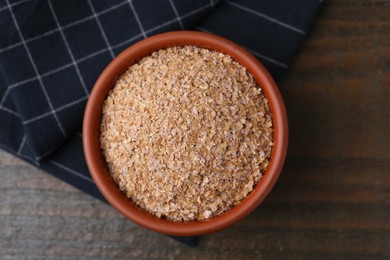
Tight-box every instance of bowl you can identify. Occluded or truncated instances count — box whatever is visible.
[82,31,288,236]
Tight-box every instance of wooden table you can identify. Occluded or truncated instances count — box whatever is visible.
[1,1,389,258]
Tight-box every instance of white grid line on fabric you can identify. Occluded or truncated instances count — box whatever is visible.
[0,0,31,12]
[23,96,88,124]
[74,46,111,62]
[0,143,37,165]
[180,2,213,19]
[226,1,306,35]
[0,0,129,54]
[169,0,184,29]
[0,87,10,107]
[0,17,91,54]
[48,159,94,183]
[9,63,73,89]
[112,2,213,49]
[48,0,89,97]
[246,48,288,68]
[8,48,111,90]
[86,0,115,59]
[195,26,288,68]
[103,34,141,52]
[127,0,147,38]
[34,144,63,160]
[7,3,213,91]
[16,134,26,155]
[5,0,67,138]
[22,111,53,124]
[0,106,20,117]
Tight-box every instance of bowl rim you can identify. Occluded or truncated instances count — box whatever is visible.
[83,31,288,236]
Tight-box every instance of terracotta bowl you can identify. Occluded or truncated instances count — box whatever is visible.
[82,31,288,236]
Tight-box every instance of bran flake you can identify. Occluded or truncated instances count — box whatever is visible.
[100,46,273,221]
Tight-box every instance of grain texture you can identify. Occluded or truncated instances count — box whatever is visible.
[1,0,390,258]
[101,46,273,221]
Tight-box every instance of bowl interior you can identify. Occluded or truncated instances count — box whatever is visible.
[82,31,288,236]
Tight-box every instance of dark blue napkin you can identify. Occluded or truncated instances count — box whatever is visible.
[0,0,322,246]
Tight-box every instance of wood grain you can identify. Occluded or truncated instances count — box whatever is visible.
[1,1,390,258]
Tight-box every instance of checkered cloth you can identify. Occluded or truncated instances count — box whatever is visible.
[0,0,322,246]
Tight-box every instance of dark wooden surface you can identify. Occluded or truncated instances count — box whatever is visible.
[1,1,389,258]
